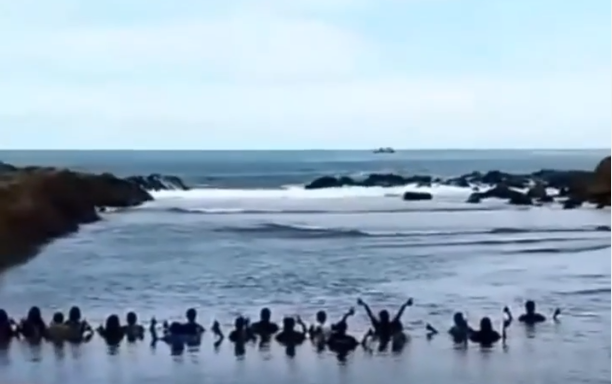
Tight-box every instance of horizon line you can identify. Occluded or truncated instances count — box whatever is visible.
[0,148,609,152]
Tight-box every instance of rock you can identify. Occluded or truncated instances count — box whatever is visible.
[589,156,610,207]
[402,191,433,201]
[562,198,583,210]
[477,183,532,205]
[538,195,555,203]
[362,173,407,187]
[126,174,190,191]
[0,166,153,272]
[527,183,548,200]
[508,192,533,206]
[479,184,516,200]
[466,193,482,204]
[304,176,345,189]
[305,173,413,189]
[0,162,18,173]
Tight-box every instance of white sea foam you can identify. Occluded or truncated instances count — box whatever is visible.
[148,184,472,201]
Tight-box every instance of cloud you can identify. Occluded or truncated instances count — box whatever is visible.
[0,0,609,149]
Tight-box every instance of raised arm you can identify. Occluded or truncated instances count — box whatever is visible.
[357,299,378,326]
[426,323,439,337]
[503,306,513,327]
[212,321,224,347]
[392,298,413,323]
[296,316,307,335]
[335,307,355,328]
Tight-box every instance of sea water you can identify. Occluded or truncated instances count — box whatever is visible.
[0,150,609,384]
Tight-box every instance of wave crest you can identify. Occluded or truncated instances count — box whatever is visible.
[214,223,608,240]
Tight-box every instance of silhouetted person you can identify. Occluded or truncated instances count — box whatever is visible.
[518,301,547,325]
[98,314,125,346]
[469,317,507,347]
[229,316,256,343]
[47,312,71,343]
[308,310,329,341]
[182,308,205,337]
[64,306,93,342]
[327,321,359,354]
[357,298,412,343]
[19,306,47,342]
[150,318,186,355]
[250,308,279,339]
[0,309,18,344]
[276,317,307,346]
[124,312,145,342]
[426,312,473,344]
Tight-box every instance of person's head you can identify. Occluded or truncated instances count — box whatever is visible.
[52,312,64,324]
[260,308,271,322]
[235,316,246,330]
[480,317,493,332]
[0,309,8,324]
[525,300,536,314]
[126,312,137,326]
[453,312,465,327]
[68,306,81,322]
[316,310,327,324]
[27,306,42,322]
[283,317,296,331]
[334,321,347,335]
[379,310,390,323]
[186,308,197,323]
[105,315,121,331]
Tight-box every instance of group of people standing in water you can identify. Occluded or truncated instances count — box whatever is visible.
[0,299,560,356]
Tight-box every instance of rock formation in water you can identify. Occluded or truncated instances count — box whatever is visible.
[589,156,610,207]
[126,174,190,191]
[0,162,190,272]
[303,155,611,208]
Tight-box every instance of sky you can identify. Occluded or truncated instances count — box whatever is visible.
[0,0,610,150]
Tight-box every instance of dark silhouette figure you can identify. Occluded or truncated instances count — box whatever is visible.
[229,316,256,344]
[357,298,412,348]
[276,317,307,346]
[47,312,71,343]
[150,318,187,355]
[250,308,279,340]
[182,308,205,337]
[123,312,145,342]
[517,301,556,325]
[327,321,359,354]
[98,315,125,346]
[0,309,18,344]
[19,306,47,342]
[427,312,472,344]
[469,317,508,347]
[64,306,93,343]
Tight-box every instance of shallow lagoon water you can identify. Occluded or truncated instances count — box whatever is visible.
[0,150,609,384]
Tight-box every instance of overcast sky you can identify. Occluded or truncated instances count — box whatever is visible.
[1,0,610,149]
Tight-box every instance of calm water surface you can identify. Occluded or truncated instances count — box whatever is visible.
[0,150,609,384]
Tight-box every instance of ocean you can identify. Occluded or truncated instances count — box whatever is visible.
[0,149,609,384]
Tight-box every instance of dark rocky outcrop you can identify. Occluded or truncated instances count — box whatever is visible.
[589,156,610,207]
[402,191,433,201]
[0,164,156,272]
[304,155,611,208]
[304,173,432,189]
[126,174,190,191]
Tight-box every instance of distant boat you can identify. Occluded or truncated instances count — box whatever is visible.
[373,147,395,154]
